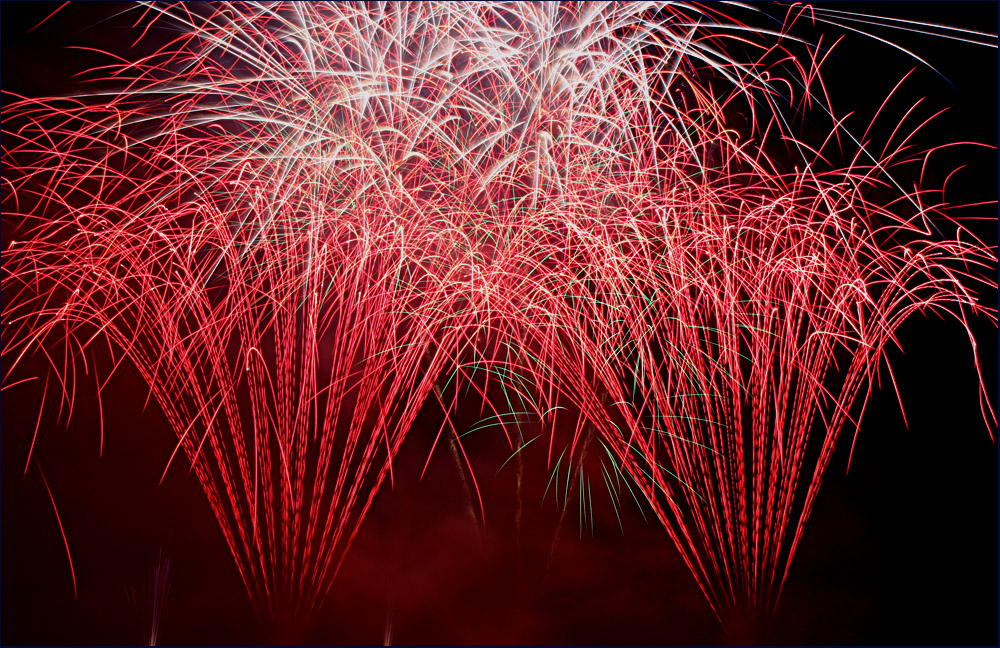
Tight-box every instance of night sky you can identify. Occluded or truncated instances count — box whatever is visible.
[2,3,997,645]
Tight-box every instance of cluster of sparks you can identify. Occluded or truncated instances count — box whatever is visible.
[2,1,995,637]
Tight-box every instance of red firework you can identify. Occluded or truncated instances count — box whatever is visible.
[1,1,995,640]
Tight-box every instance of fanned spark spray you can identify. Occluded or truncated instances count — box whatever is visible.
[2,1,995,639]
[489,5,998,635]
[2,2,476,631]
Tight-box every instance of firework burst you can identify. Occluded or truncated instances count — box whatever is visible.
[2,1,995,640]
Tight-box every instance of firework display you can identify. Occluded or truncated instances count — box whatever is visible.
[2,2,996,644]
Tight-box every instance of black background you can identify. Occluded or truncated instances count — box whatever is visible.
[2,2,996,645]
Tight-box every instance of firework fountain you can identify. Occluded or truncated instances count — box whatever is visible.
[2,1,995,640]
